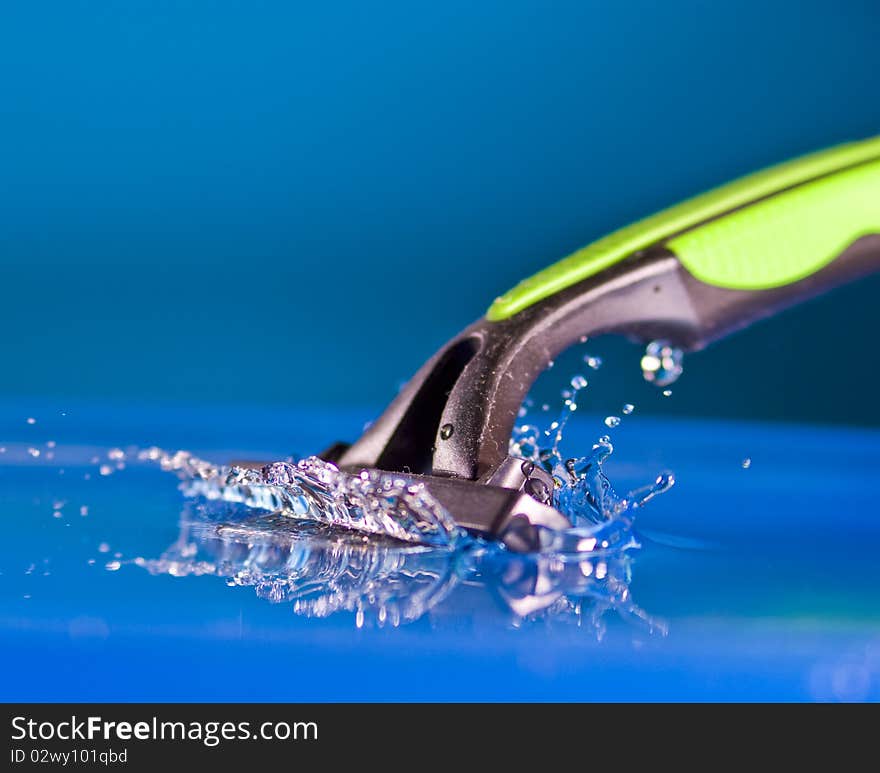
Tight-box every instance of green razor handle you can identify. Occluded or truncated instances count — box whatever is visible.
[332,135,880,508]
[489,134,880,321]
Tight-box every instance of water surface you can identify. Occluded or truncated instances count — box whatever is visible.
[2,400,878,701]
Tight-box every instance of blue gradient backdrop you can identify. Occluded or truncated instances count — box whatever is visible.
[2,1,879,424]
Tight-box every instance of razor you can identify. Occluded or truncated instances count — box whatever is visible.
[317,136,880,550]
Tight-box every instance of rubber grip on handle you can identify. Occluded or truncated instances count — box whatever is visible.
[487,134,880,321]
[669,159,880,289]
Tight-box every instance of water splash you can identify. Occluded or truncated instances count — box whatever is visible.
[137,447,464,548]
[510,370,673,532]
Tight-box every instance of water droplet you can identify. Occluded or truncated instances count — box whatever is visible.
[80,506,89,516]
[98,542,110,553]
[578,542,597,557]
[439,423,454,440]
[107,448,125,461]
[641,340,684,387]
[27,448,40,458]
[26,417,36,425]
[655,471,675,491]
[604,415,621,428]
[622,403,634,415]
[741,458,752,469]
[570,374,588,390]
[99,465,113,476]
[105,561,121,572]
[46,440,56,449]
[584,355,603,370]
[662,389,672,397]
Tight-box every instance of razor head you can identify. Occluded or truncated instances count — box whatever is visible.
[388,471,569,551]
[324,446,571,551]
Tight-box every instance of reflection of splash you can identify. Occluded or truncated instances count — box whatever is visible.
[485,551,666,638]
[139,503,460,626]
[135,500,665,636]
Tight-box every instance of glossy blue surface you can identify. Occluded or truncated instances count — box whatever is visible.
[2,400,878,701]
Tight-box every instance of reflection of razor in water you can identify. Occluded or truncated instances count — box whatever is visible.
[136,500,664,635]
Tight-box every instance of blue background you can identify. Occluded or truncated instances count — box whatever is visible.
[2,1,879,424]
